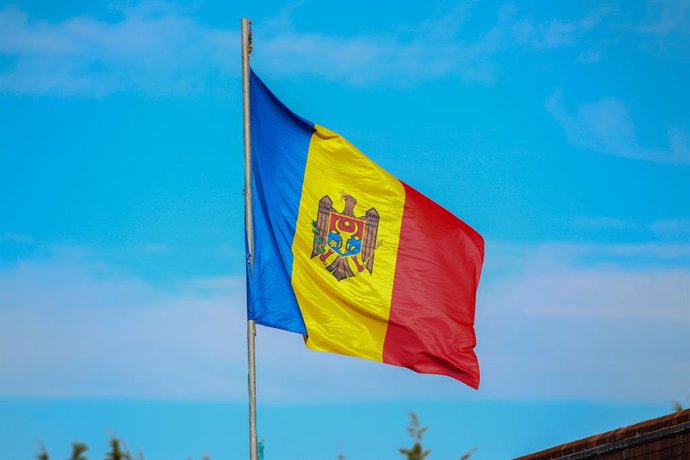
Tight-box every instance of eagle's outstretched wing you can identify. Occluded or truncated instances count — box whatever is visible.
[360,208,379,274]
[311,196,333,258]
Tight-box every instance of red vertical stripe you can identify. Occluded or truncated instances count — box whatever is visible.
[383,183,484,388]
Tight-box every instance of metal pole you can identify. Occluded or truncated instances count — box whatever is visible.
[241,17,258,460]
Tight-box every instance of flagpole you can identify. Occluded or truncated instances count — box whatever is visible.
[241,17,258,460]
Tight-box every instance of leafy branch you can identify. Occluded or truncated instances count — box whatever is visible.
[312,220,327,254]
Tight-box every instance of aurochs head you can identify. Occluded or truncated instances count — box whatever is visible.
[327,214,365,257]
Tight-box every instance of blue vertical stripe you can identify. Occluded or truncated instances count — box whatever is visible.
[247,70,312,334]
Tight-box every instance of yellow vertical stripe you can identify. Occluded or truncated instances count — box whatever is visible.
[290,125,406,362]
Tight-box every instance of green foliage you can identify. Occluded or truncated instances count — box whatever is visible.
[34,409,486,460]
[672,392,689,412]
[106,436,132,460]
[36,437,195,460]
[36,442,49,460]
[69,441,88,460]
[399,443,431,460]
[459,447,478,460]
[399,413,431,460]
[257,439,264,460]
[311,220,327,254]
[336,444,347,460]
[398,412,477,460]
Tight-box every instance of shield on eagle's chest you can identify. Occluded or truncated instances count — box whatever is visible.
[311,194,380,282]
[327,212,366,257]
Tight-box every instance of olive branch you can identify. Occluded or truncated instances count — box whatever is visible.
[311,220,327,255]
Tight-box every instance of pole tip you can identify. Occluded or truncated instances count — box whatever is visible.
[241,18,253,54]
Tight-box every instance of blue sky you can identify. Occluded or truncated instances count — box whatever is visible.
[0,0,689,459]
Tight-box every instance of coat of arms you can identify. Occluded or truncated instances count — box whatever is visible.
[311,194,380,281]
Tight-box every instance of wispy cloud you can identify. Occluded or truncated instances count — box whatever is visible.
[3,1,687,97]
[0,232,34,244]
[478,240,690,400]
[568,216,690,240]
[0,247,462,401]
[508,6,611,49]
[634,0,690,36]
[485,241,690,321]
[0,2,500,95]
[254,5,616,85]
[569,216,636,231]
[258,5,504,86]
[650,218,690,239]
[577,49,603,63]
[139,243,170,254]
[0,2,614,96]
[0,3,235,97]
[1,242,688,402]
[546,92,690,164]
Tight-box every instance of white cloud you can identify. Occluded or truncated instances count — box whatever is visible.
[226,5,611,86]
[577,49,603,63]
[650,218,690,239]
[0,232,34,243]
[0,3,235,96]
[568,217,690,240]
[517,8,610,49]
[0,242,688,403]
[546,92,690,164]
[0,253,243,398]
[0,3,502,95]
[256,5,503,86]
[635,0,690,36]
[139,243,170,254]
[477,241,690,401]
[4,1,688,98]
[0,3,615,96]
[0,248,464,402]
[487,260,688,321]
[569,216,635,231]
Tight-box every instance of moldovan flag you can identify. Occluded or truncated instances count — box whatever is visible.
[246,70,485,389]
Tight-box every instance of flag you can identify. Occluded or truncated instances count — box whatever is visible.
[247,70,484,388]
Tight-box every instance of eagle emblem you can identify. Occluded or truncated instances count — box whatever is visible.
[311,194,380,281]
